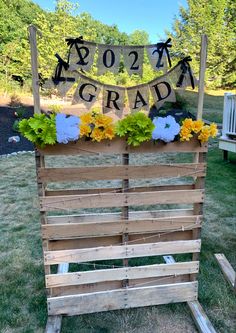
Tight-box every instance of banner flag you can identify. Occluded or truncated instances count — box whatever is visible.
[149,77,176,109]
[146,46,167,72]
[175,56,198,90]
[72,76,102,108]
[127,85,149,112]
[102,85,125,118]
[97,45,122,75]
[43,54,78,97]
[122,46,144,76]
[66,38,96,72]
[146,39,172,72]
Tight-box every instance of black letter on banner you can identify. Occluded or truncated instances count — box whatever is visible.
[129,51,139,70]
[76,46,90,66]
[152,49,164,68]
[134,90,147,109]
[106,90,120,110]
[103,49,115,68]
[79,83,97,102]
[151,81,171,101]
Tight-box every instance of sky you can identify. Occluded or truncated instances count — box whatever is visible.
[33,0,188,42]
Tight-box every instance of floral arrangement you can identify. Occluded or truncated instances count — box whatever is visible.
[18,113,56,147]
[180,118,218,143]
[116,112,154,146]
[80,111,115,142]
[18,110,218,148]
[152,115,180,143]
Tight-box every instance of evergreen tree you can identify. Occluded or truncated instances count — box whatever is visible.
[167,0,236,88]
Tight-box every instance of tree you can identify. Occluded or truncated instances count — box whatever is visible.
[167,0,236,88]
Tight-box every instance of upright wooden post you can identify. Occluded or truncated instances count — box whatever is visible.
[122,153,129,288]
[28,24,41,114]
[192,34,208,279]
[197,34,208,120]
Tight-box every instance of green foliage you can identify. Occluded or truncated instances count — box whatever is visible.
[18,113,56,147]
[167,0,236,88]
[12,120,20,132]
[14,106,26,118]
[115,112,154,146]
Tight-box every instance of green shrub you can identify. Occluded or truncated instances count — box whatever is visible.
[115,112,154,146]
[18,113,56,148]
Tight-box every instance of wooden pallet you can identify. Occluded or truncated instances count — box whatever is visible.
[35,137,208,321]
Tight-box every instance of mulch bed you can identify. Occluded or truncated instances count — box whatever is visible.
[0,105,34,155]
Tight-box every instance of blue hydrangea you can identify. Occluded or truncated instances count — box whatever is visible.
[56,113,80,144]
[152,115,180,143]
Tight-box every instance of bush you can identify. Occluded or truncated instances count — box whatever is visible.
[116,112,154,146]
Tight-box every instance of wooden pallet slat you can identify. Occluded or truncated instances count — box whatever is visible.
[46,261,199,288]
[47,281,198,316]
[42,215,202,240]
[47,208,195,224]
[44,239,201,265]
[38,163,206,183]
[45,184,195,197]
[40,189,204,211]
[38,137,208,156]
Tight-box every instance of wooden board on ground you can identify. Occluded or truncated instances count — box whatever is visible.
[215,253,236,291]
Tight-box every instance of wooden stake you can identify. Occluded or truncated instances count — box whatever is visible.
[197,34,208,120]
[122,153,129,288]
[28,24,41,114]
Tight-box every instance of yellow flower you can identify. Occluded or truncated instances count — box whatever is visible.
[90,128,104,142]
[94,113,113,128]
[80,124,91,137]
[104,127,115,140]
[198,126,210,143]
[80,112,93,124]
[180,127,193,141]
[182,118,193,130]
[192,120,204,133]
[209,123,218,137]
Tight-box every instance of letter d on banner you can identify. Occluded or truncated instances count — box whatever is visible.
[149,78,176,109]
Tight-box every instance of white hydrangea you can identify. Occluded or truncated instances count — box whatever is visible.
[56,113,80,144]
[152,115,180,143]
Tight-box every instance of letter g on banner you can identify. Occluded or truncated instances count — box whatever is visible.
[72,77,102,108]
[97,45,122,75]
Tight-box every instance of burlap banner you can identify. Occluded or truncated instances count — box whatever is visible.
[149,77,176,109]
[65,38,172,76]
[97,45,122,75]
[43,54,78,97]
[175,57,198,90]
[122,46,144,76]
[146,39,172,72]
[72,77,102,108]
[66,38,96,72]
[102,85,125,118]
[127,85,149,112]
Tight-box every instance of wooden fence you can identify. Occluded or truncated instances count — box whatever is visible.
[36,137,207,316]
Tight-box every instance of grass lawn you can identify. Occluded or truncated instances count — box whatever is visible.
[178,89,225,124]
[0,142,236,333]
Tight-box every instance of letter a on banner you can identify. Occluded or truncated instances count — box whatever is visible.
[97,45,121,75]
[72,77,102,108]
[103,85,125,118]
[122,46,144,76]
[127,85,149,112]
[149,78,176,109]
